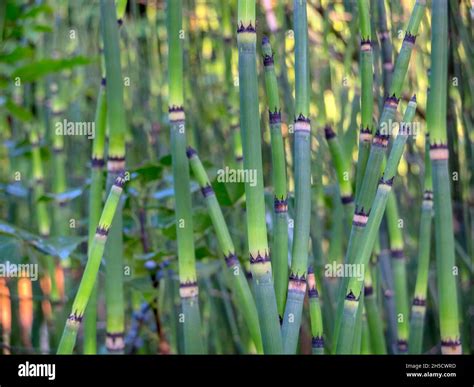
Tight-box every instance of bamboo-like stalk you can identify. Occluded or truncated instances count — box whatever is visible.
[364,268,387,354]
[409,135,433,354]
[281,0,312,354]
[386,192,409,353]
[100,0,127,354]
[336,96,417,353]
[187,147,263,353]
[0,278,11,354]
[18,277,33,350]
[427,0,462,355]
[167,0,204,354]
[237,0,282,354]
[57,173,126,354]
[354,0,374,200]
[377,0,393,98]
[333,0,425,350]
[324,125,354,227]
[307,267,324,354]
[262,36,289,321]
[83,77,107,355]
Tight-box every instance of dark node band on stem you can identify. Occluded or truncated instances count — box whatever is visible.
[186,146,197,159]
[237,22,256,34]
[288,272,307,293]
[379,176,394,187]
[359,127,372,142]
[200,184,214,198]
[274,196,288,213]
[168,105,185,123]
[429,143,449,160]
[324,125,336,140]
[91,157,105,168]
[294,114,311,132]
[113,171,127,188]
[404,32,417,44]
[179,281,199,299]
[412,297,426,307]
[312,336,324,348]
[353,208,369,227]
[67,311,83,324]
[360,38,372,52]
[441,339,462,348]
[101,77,106,86]
[341,195,354,205]
[249,251,271,264]
[390,249,405,259]
[379,30,390,41]
[385,95,400,108]
[106,332,125,352]
[269,108,281,124]
[107,156,126,172]
[364,285,373,296]
[423,190,433,201]
[224,253,238,268]
[117,18,123,26]
[53,146,64,154]
[397,340,408,353]
[96,225,109,237]
[263,54,274,67]
[373,130,390,147]
[35,177,44,185]
[345,290,359,301]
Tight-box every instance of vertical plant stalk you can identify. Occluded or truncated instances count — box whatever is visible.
[281,0,311,354]
[237,0,282,354]
[0,278,11,354]
[167,0,204,354]
[409,135,433,354]
[57,173,126,354]
[336,97,417,353]
[100,0,127,354]
[307,267,324,354]
[355,0,374,200]
[364,267,387,354]
[427,0,462,355]
[262,37,289,321]
[377,0,393,98]
[386,192,409,353]
[187,147,263,353]
[333,0,425,350]
[83,78,107,354]
[324,125,355,228]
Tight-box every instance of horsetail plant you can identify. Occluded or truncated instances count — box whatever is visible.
[334,0,425,349]
[262,36,289,321]
[308,267,324,354]
[355,0,374,199]
[100,0,127,354]
[186,147,263,353]
[57,172,126,354]
[336,96,417,353]
[324,125,354,228]
[281,0,312,354]
[167,0,204,354]
[237,0,282,354]
[386,193,409,353]
[409,135,433,354]
[427,0,462,354]
[83,77,107,354]
[364,266,387,354]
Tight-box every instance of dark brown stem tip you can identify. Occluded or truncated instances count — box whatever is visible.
[404,32,416,44]
[410,94,417,102]
[224,253,238,268]
[114,171,127,188]
[201,184,214,198]
[186,146,197,159]
[324,125,336,140]
[345,290,359,301]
